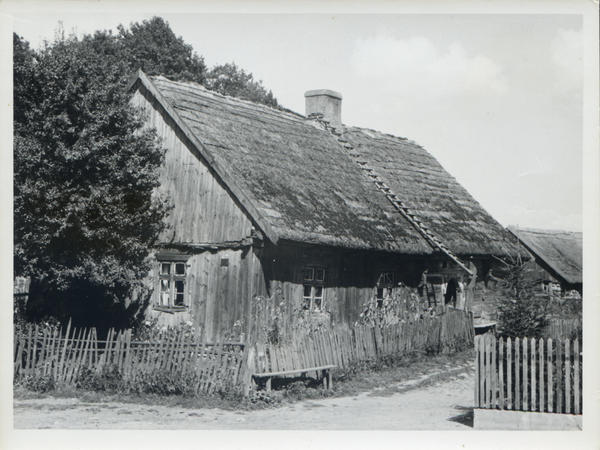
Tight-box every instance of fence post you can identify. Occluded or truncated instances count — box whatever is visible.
[556,340,563,414]
[565,339,571,414]
[548,338,553,413]
[515,337,520,411]
[574,339,580,414]
[507,337,512,410]
[498,337,504,410]
[522,337,528,411]
[474,336,480,408]
[539,338,545,412]
[491,334,497,409]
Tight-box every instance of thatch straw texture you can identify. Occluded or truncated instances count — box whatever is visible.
[508,227,582,284]
[142,74,517,257]
[342,127,518,256]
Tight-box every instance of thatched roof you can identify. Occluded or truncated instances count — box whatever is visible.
[130,71,518,257]
[341,127,518,256]
[507,227,582,285]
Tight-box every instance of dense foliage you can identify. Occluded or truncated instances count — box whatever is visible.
[205,62,279,108]
[13,30,170,332]
[14,17,282,333]
[116,17,206,84]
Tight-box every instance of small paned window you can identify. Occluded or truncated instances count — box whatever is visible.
[158,261,187,308]
[376,272,395,308]
[303,267,326,312]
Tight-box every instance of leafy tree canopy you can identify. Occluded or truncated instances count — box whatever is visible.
[14,17,282,332]
[116,16,206,84]
[205,62,279,109]
[14,30,170,333]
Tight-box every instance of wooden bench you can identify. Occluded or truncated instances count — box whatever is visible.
[253,364,337,392]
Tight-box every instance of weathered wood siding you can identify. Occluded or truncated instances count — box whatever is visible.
[149,246,268,342]
[131,86,254,245]
[257,242,429,332]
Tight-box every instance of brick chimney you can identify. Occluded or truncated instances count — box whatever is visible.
[305,89,342,130]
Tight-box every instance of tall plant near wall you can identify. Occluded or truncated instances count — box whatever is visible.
[494,256,550,339]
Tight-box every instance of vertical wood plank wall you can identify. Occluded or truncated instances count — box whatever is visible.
[131,86,255,245]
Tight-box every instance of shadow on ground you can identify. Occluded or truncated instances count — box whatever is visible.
[448,405,473,428]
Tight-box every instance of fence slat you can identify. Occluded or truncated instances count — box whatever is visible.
[58,320,72,383]
[498,337,504,410]
[531,338,536,412]
[474,336,480,408]
[507,337,512,410]
[485,334,491,409]
[539,338,545,412]
[491,334,497,409]
[24,325,33,378]
[557,340,563,414]
[574,339,580,414]
[522,337,528,411]
[548,338,553,413]
[565,339,571,414]
[515,338,520,411]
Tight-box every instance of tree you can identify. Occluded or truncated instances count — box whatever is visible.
[205,62,279,108]
[14,31,170,334]
[14,17,283,333]
[494,257,550,339]
[116,16,206,84]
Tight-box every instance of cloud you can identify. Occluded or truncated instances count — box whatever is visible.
[351,34,508,100]
[551,28,583,94]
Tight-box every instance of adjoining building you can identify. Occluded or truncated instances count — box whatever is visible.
[508,227,582,295]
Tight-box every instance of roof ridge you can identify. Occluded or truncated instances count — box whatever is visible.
[150,76,307,124]
[346,125,412,143]
[309,116,474,275]
[508,225,582,236]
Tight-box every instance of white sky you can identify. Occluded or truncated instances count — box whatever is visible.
[6,8,591,233]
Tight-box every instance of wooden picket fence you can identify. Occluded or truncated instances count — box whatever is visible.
[475,334,582,414]
[15,309,474,396]
[544,318,581,340]
[14,321,246,395]
[250,309,473,382]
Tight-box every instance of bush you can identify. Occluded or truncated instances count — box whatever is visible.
[127,370,198,397]
[76,364,124,392]
[19,374,56,393]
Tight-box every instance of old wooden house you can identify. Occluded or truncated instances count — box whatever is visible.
[128,70,520,341]
[508,227,582,295]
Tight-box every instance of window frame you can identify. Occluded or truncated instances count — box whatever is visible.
[302,266,326,312]
[155,255,189,311]
[375,272,395,308]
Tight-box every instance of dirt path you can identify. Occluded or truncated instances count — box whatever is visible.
[13,363,475,430]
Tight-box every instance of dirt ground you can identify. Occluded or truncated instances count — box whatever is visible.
[13,362,475,430]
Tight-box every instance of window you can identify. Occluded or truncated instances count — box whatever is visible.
[303,267,325,312]
[376,272,395,308]
[157,261,188,308]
